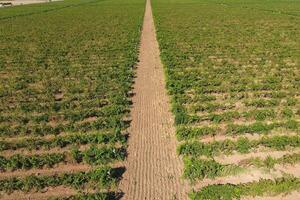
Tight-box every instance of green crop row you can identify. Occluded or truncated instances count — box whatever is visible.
[190,109,274,125]
[189,91,296,105]
[0,146,125,171]
[0,166,116,193]
[226,120,299,135]
[0,153,65,171]
[173,105,300,127]
[0,104,128,125]
[191,176,300,200]
[71,146,126,165]
[0,115,127,137]
[0,130,126,151]
[48,192,115,200]
[176,126,218,141]
[183,158,241,181]
[190,102,235,113]
[243,99,280,108]
[184,153,300,181]
[178,135,300,157]
[177,120,299,141]
[241,153,300,169]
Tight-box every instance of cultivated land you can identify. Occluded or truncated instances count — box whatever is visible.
[0,1,61,7]
[0,0,144,199]
[1,0,300,199]
[152,0,300,199]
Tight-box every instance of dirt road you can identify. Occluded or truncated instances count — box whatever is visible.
[119,0,189,199]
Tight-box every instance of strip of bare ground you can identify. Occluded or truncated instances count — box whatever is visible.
[118,0,189,199]
[0,163,91,180]
[0,186,76,200]
[242,191,300,200]
[0,0,62,6]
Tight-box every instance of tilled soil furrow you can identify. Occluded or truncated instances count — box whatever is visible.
[215,148,300,165]
[193,169,284,190]
[0,186,76,200]
[0,147,74,157]
[242,191,300,200]
[0,164,91,180]
[199,132,299,143]
[119,0,189,199]
[0,143,117,157]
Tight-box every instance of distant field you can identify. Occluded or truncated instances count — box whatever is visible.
[0,0,87,18]
[152,0,300,199]
[0,1,57,7]
[0,0,144,199]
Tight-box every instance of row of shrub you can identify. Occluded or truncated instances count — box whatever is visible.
[0,130,126,151]
[184,153,300,181]
[0,146,125,171]
[176,120,299,140]
[49,192,116,200]
[191,176,300,200]
[0,166,116,193]
[0,104,128,125]
[0,116,127,136]
[178,135,300,157]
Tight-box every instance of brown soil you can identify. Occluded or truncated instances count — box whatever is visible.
[0,143,91,157]
[200,132,299,143]
[0,186,76,200]
[0,163,91,180]
[0,131,70,142]
[0,147,68,157]
[243,191,300,200]
[2,0,62,6]
[275,163,300,176]
[118,0,189,199]
[194,168,283,189]
[215,149,300,165]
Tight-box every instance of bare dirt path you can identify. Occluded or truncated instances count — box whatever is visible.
[119,0,189,199]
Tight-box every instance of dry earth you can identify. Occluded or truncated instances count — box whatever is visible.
[0,186,76,200]
[119,0,189,199]
[0,0,61,6]
[243,191,300,200]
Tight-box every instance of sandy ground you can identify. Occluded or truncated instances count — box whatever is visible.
[0,163,91,180]
[243,191,300,200]
[0,0,61,6]
[118,0,189,199]
[0,186,76,200]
